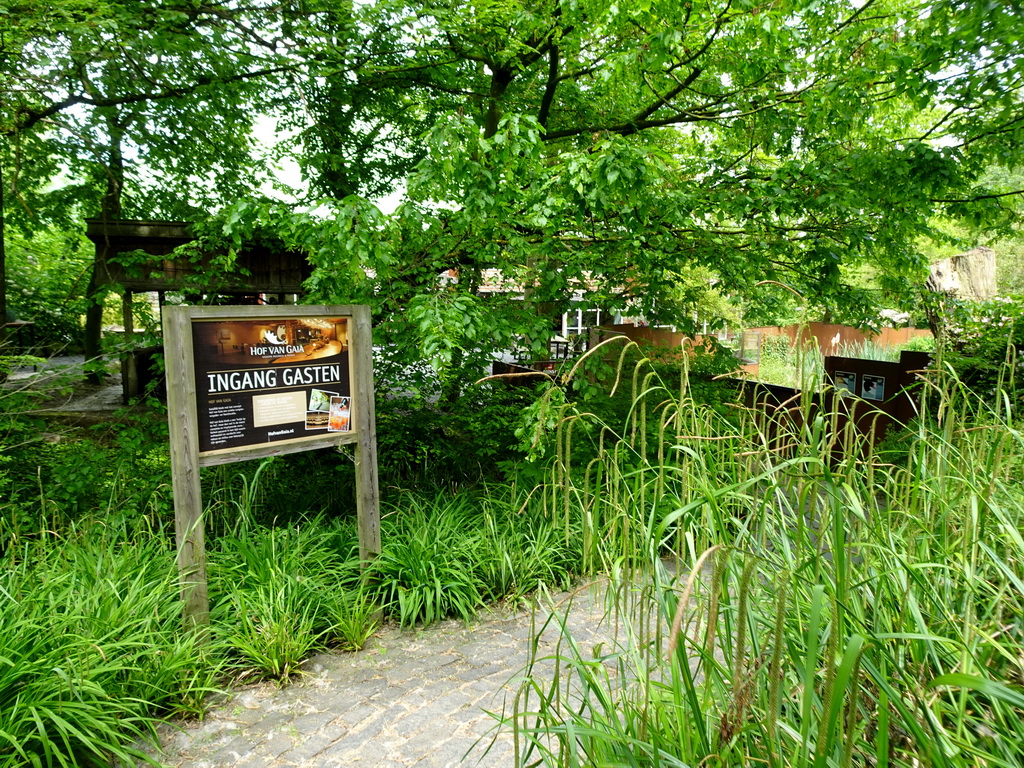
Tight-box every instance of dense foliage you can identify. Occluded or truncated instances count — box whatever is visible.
[2,0,1023,375]
[504,356,1024,768]
[0,479,587,765]
[939,294,1024,412]
[3,2,1024,764]
[4,342,1024,765]
[8,348,1024,765]
[2,227,90,350]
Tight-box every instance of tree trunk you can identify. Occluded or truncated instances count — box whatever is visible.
[0,155,8,349]
[83,113,125,383]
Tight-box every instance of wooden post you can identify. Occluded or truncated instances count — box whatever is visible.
[163,306,210,626]
[122,289,139,402]
[351,305,381,562]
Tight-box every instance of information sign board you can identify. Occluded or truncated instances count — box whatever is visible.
[190,315,353,454]
[163,305,380,626]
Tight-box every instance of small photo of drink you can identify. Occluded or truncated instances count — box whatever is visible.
[328,396,351,432]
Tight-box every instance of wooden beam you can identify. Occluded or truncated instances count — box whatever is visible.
[122,290,138,403]
[351,304,381,563]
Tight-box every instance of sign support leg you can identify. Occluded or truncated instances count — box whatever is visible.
[353,305,381,563]
[165,305,211,627]
[172,453,210,627]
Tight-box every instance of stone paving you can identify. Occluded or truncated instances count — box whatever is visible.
[144,581,636,768]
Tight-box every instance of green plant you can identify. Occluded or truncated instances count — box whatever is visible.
[218,451,358,525]
[221,580,323,682]
[755,337,825,389]
[940,294,1024,416]
[371,494,488,627]
[894,333,936,354]
[3,227,92,353]
[208,514,370,680]
[759,333,792,361]
[471,488,582,601]
[835,338,900,361]
[1,387,175,543]
[375,383,537,488]
[321,586,381,651]
[500,356,1024,768]
[0,354,45,379]
[0,527,220,766]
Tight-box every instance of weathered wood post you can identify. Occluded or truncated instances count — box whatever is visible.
[164,305,209,625]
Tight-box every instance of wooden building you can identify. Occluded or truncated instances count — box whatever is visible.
[85,218,312,401]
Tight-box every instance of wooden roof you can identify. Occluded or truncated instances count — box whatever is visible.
[86,218,311,294]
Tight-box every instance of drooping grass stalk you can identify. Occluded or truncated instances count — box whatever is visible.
[765,570,789,747]
[563,417,573,547]
[502,354,1024,768]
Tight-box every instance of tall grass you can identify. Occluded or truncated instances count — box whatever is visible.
[0,466,373,764]
[0,526,218,767]
[371,487,582,628]
[505,348,1024,767]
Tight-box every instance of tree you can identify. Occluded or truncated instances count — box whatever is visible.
[272,1,442,201]
[213,0,1022,389]
[0,0,294,352]
[5,0,1023,388]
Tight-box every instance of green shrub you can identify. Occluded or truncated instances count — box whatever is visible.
[367,488,583,627]
[221,580,323,682]
[894,333,936,353]
[320,586,381,651]
[470,490,582,601]
[371,494,488,627]
[206,452,357,528]
[375,383,536,487]
[835,338,899,361]
[0,531,218,767]
[941,294,1024,415]
[515,339,741,482]
[209,516,371,681]
[1,398,175,541]
[759,333,791,360]
[4,227,92,353]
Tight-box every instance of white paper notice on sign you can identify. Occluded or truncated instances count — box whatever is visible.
[252,391,307,428]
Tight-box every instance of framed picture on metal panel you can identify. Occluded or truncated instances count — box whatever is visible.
[835,371,857,395]
[861,374,885,401]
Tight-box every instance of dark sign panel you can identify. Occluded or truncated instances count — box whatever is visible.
[191,316,351,453]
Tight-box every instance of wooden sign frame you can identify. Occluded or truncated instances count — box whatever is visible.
[163,304,381,625]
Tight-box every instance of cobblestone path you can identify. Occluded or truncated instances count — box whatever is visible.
[145,582,625,768]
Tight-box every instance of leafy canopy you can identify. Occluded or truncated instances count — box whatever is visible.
[4,0,1023,379]
[207,0,1022,380]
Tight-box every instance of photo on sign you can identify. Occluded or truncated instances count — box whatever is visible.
[194,316,348,367]
[835,371,857,395]
[308,388,336,412]
[306,410,330,430]
[329,396,351,432]
[862,374,885,401]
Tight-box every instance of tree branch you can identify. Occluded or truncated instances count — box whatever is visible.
[635,66,702,123]
[537,45,560,130]
[932,189,1024,204]
[7,64,295,136]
